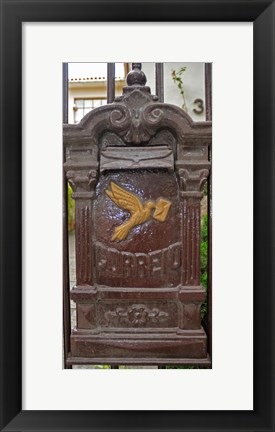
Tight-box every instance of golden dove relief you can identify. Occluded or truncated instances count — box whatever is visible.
[106,182,171,241]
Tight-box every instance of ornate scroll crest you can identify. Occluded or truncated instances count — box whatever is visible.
[110,63,163,144]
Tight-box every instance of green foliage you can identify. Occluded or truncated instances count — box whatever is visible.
[202,181,208,196]
[68,183,75,231]
[171,67,188,112]
[201,214,208,243]
[94,365,111,369]
[200,240,208,272]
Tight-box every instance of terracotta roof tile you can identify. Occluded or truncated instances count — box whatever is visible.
[69,76,125,82]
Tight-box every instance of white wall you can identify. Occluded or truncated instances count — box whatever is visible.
[142,62,206,121]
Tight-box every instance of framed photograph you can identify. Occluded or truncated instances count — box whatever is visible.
[63,60,212,370]
[0,1,274,431]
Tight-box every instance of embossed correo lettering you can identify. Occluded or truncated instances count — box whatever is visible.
[148,249,162,277]
[168,242,181,270]
[108,248,121,275]
[96,243,107,271]
[95,242,182,280]
[136,253,149,278]
[122,252,136,278]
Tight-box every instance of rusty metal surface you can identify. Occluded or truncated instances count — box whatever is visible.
[63,63,212,364]
[94,171,181,288]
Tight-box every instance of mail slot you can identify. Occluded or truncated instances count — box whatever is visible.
[64,64,211,365]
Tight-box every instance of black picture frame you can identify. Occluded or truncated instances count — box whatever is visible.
[0,1,274,431]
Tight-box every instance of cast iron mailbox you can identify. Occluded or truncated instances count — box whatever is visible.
[64,64,212,365]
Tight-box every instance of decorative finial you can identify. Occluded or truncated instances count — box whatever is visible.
[132,63,141,70]
[126,63,147,87]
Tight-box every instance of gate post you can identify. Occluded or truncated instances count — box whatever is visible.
[177,167,209,286]
[66,168,97,288]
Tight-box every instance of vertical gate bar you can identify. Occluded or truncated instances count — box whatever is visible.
[106,62,115,368]
[155,63,164,102]
[103,62,115,369]
[107,63,115,103]
[63,63,68,124]
[205,63,212,121]
[63,63,72,369]
[205,63,212,360]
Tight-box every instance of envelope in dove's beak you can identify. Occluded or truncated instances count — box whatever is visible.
[153,199,171,222]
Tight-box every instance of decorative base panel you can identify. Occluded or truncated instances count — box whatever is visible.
[66,355,211,367]
[70,329,207,359]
